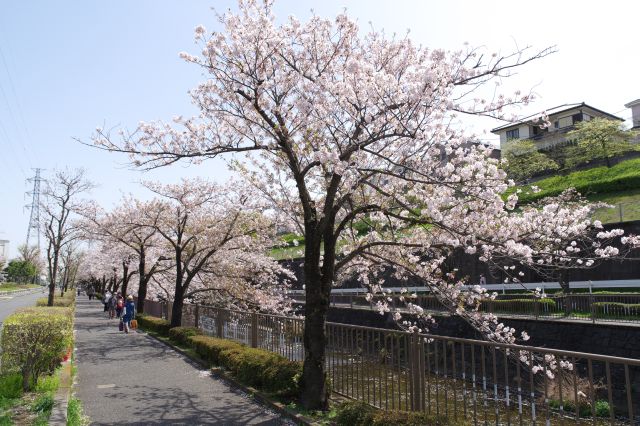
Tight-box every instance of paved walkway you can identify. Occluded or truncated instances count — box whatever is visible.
[75,298,289,425]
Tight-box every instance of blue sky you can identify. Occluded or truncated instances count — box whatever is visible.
[1,0,639,258]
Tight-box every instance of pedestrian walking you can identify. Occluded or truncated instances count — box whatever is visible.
[108,293,117,319]
[115,293,124,318]
[103,291,112,316]
[121,295,136,334]
[87,287,95,300]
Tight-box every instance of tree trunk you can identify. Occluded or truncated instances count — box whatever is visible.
[121,262,129,297]
[558,270,572,316]
[136,253,147,314]
[170,285,185,328]
[47,250,59,306]
[300,230,331,410]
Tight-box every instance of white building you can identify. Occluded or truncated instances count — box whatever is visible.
[0,239,8,261]
[491,103,624,151]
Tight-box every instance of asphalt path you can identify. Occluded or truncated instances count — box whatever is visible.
[75,298,291,425]
[0,287,46,326]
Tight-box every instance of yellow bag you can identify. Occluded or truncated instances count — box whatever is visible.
[130,319,138,329]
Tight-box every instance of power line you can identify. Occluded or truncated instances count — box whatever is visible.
[0,80,33,169]
[0,45,39,164]
[0,116,27,178]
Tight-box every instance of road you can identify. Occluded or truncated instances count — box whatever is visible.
[75,298,291,425]
[0,287,46,326]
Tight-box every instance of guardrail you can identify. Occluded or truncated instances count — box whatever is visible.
[289,293,640,324]
[146,300,639,424]
[287,279,640,294]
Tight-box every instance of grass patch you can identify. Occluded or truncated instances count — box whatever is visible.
[591,188,640,223]
[0,283,40,292]
[512,158,640,204]
[0,368,61,426]
[67,397,89,426]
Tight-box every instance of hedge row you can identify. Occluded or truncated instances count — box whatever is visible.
[1,307,74,391]
[481,298,556,313]
[168,326,202,346]
[139,317,301,396]
[217,345,300,395]
[335,401,461,425]
[592,302,640,316]
[137,314,172,335]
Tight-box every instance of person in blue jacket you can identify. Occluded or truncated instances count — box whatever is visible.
[122,295,136,334]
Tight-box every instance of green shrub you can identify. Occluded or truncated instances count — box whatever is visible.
[548,398,611,418]
[595,400,611,417]
[168,326,203,346]
[592,302,640,317]
[136,314,171,336]
[335,401,459,425]
[187,335,245,365]
[219,347,301,395]
[35,371,60,393]
[1,308,73,391]
[0,374,23,399]
[31,394,54,414]
[335,401,376,426]
[481,298,556,313]
[548,399,591,417]
[183,335,301,396]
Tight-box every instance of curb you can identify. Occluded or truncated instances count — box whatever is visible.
[49,359,72,425]
[0,287,44,297]
[142,330,319,426]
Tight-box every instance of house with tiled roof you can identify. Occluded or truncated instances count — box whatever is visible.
[491,102,624,151]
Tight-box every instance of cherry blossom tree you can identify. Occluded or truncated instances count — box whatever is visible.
[91,1,639,409]
[58,242,84,295]
[82,197,167,313]
[134,179,291,327]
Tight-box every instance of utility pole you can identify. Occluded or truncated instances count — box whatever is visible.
[25,168,44,253]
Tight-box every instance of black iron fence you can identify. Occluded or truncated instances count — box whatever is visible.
[143,299,639,424]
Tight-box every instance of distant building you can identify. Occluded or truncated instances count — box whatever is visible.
[491,103,624,151]
[0,239,8,261]
[624,98,640,130]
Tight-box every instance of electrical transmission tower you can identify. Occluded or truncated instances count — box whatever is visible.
[25,168,44,251]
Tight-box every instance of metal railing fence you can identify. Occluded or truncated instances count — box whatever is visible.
[143,299,640,424]
[293,293,640,324]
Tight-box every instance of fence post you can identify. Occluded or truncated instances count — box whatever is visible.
[407,334,424,412]
[534,298,540,320]
[251,312,259,348]
[194,304,200,329]
[590,293,596,324]
[619,203,623,222]
[216,308,224,338]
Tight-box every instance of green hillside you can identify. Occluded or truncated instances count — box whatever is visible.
[513,158,640,204]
